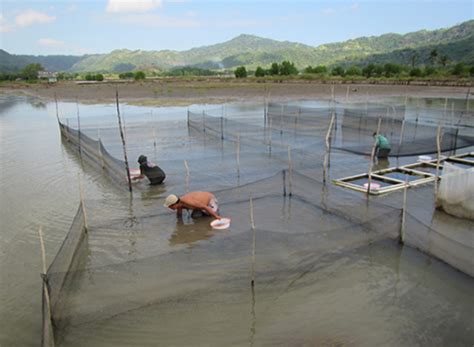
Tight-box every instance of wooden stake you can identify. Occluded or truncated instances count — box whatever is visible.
[38,226,47,275]
[250,198,256,287]
[398,119,405,156]
[367,117,382,196]
[184,160,189,193]
[54,93,60,124]
[288,146,292,196]
[76,100,81,153]
[323,112,336,183]
[268,117,272,155]
[237,134,241,178]
[346,85,349,102]
[400,177,408,245]
[78,173,89,231]
[282,170,287,196]
[434,124,442,204]
[97,128,104,169]
[115,90,133,193]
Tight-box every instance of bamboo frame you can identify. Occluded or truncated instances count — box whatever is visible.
[38,226,55,347]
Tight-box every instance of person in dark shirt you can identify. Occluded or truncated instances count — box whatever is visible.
[133,155,166,185]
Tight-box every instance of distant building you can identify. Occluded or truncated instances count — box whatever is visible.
[38,71,58,83]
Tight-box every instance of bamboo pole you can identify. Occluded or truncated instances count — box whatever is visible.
[237,134,241,178]
[38,226,55,347]
[184,160,189,193]
[398,119,405,156]
[115,90,133,193]
[346,85,349,102]
[323,112,336,184]
[268,117,272,155]
[434,124,442,205]
[282,170,287,196]
[287,146,292,196]
[367,117,382,196]
[54,92,60,124]
[400,176,409,245]
[78,173,89,231]
[202,110,206,133]
[38,226,47,275]
[97,128,104,169]
[76,100,81,153]
[187,108,190,127]
[250,198,256,287]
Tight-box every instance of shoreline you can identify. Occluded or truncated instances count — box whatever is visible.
[0,79,472,106]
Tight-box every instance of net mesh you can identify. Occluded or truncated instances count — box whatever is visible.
[42,99,474,346]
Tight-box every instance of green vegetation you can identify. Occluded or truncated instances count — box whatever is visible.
[234,66,247,78]
[85,73,104,81]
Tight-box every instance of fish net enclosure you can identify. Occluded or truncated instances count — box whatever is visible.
[43,99,474,346]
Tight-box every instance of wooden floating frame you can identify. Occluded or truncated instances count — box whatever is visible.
[333,151,473,195]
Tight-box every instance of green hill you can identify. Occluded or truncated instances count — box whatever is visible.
[1,20,473,73]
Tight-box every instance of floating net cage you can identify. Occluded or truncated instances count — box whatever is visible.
[43,99,474,346]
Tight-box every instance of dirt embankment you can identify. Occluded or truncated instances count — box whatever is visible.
[0,79,471,106]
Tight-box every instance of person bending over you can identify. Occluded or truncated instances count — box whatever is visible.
[372,132,391,159]
[164,191,221,219]
[134,155,166,185]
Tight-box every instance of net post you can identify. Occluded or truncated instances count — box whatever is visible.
[184,160,189,193]
[202,110,206,133]
[323,112,336,184]
[220,113,224,140]
[187,108,190,128]
[250,198,256,287]
[97,128,104,169]
[54,92,60,124]
[38,226,55,347]
[78,173,89,232]
[346,85,349,102]
[237,134,241,178]
[268,117,272,155]
[367,117,382,196]
[115,89,133,193]
[282,170,287,197]
[398,119,405,156]
[288,145,292,196]
[434,124,442,206]
[76,100,81,155]
[400,177,409,245]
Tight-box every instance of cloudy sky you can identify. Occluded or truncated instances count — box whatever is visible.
[0,0,472,56]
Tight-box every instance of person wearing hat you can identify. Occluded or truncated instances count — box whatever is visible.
[133,155,166,185]
[372,132,391,159]
[164,192,221,219]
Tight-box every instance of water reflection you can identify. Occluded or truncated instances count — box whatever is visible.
[372,158,390,171]
[169,217,216,247]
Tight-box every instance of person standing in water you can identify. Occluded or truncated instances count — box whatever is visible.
[133,155,166,185]
[372,132,391,158]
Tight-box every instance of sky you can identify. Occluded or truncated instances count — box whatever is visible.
[0,0,472,56]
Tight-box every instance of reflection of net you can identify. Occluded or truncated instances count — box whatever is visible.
[42,203,87,347]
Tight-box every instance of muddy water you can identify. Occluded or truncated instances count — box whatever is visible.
[1,95,473,346]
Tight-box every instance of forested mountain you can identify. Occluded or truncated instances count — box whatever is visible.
[1,20,472,73]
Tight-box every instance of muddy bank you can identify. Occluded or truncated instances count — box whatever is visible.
[0,79,471,106]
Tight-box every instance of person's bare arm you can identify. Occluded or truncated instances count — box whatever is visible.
[202,205,221,219]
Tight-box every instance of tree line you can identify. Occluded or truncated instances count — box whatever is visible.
[235,60,474,79]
